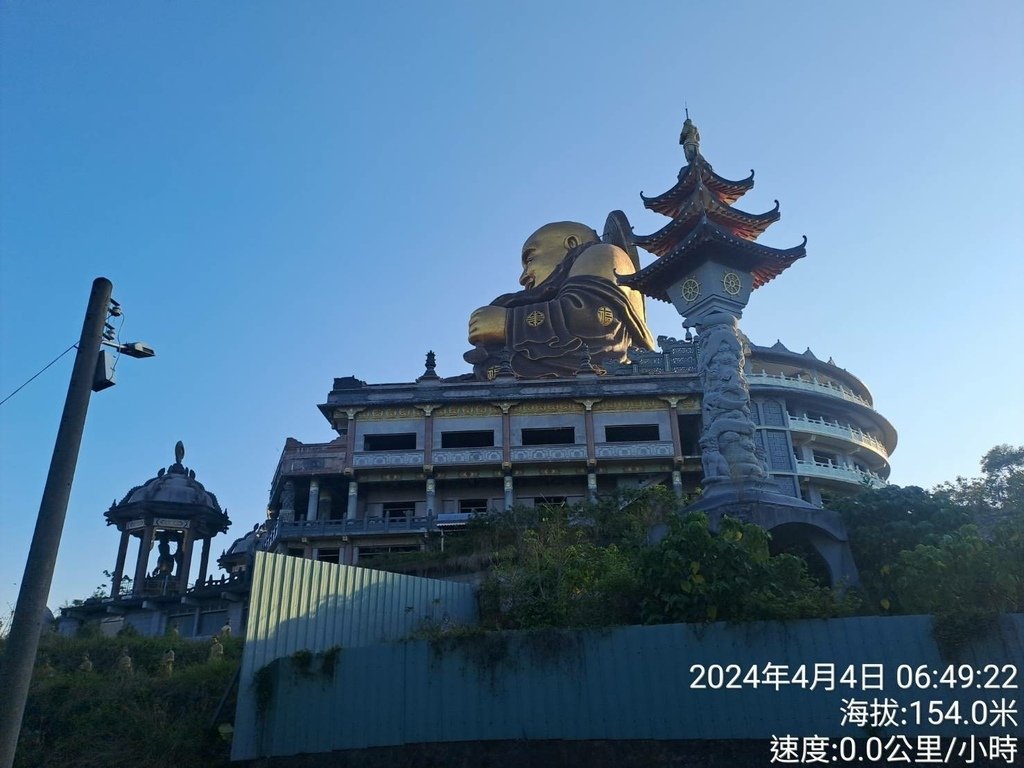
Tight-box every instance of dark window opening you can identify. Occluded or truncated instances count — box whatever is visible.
[441,430,495,448]
[287,548,304,559]
[678,415,701,455]
[521,427,575,446]
[459,498,488,514]
[383,501,416,519]
[364,433,416,451]
[605,424,660,442]
[812,451,838,465]
[317,548,340,564]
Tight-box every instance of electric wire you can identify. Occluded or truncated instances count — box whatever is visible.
[0,343,78,407]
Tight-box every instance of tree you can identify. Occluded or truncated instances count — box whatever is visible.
[833,485,969,612]
[638,512,848,624]
[936,444,1023,534]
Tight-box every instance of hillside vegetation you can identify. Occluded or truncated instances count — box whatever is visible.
[4,632,241,768]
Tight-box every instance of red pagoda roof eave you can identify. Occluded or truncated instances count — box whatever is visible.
[619,222,806,301]
[641,164,756,211]
[634,199,782,256]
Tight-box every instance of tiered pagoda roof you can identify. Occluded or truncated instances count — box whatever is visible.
[622,133,806,303]
[640,163,755,213]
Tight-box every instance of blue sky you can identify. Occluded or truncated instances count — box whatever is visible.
[1,1,1022,614]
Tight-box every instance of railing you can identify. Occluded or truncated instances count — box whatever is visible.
[787,415,888,456]
[747,372,870,407]
[510,445,588,462]
[433,447,503,465]
[594,440,675,460]
[351,450,425,468]
[795,459,886,488]
[269,515,435,541]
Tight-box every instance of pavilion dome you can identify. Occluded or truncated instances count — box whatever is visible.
[106,442,229,533]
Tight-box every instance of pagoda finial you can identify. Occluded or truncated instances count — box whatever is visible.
[417,350,440,382]
[680,114,700,164]
[174,441,185,465]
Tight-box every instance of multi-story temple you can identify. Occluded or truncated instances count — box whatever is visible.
[246,121,895,587]
[61,120,896,636]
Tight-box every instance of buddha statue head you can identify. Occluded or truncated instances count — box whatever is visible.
[518,221,599,291]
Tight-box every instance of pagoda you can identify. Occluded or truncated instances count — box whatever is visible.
[621,119,858,584]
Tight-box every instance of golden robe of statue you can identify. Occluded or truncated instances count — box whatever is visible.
[465,221,655,379]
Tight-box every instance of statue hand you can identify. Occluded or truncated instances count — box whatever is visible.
[468,306,507,345]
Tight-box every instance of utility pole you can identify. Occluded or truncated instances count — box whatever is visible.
[0,278,118,768]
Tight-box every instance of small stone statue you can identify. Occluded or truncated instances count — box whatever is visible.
[116,648,133,677]
[208,636,224,662]
[680,117,701,163]
[220,619,232,638]
[78,653,93,673]
[160,649,176,678]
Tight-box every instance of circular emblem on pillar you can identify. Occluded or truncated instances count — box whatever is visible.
[681,278,700,302]
[722,272,742,296]
[525,310,546,327]
[486,366,500,380]
[596,306,614,326]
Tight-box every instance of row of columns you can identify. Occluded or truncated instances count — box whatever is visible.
[288,395,699,525]
[110,525,212,598]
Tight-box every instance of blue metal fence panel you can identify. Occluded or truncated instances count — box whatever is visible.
[232,552,478,760]
[234,613,1024,760]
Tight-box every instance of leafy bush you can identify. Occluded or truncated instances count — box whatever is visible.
[12,633,241,768]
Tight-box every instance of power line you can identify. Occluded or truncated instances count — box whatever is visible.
[0,343,78,407]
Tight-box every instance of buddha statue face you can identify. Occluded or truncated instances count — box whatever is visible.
[518,221,597,290]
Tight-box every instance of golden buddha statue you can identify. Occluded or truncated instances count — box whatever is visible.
[465,220,655,379]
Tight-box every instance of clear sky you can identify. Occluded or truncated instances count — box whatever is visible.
[1,1,1022,614]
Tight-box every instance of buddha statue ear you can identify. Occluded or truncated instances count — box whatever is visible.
[564,235,580,250]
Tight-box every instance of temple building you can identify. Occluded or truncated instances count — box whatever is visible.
[253,122,895,586]
[60,120,896,636]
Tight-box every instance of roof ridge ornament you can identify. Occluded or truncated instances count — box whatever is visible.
[680,115,701,164]
[169,440,187,475]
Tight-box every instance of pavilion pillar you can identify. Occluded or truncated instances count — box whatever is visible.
[587,473,598,503]
[425,478,436,517]
[132,525,154,595]
[498,402,513,469]
[176,527,195,593]
[111,530,130,598]
[503,475,514,511]
[419,405,436,471]
[672,470,684,499]
[346,481,359,520]
[279,479,296,522]
[307,479,320,522]
[664,397,683,463]
[197,536,211,585]
[342,408,361,472]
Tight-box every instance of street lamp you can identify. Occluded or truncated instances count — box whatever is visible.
[0,277,155,768]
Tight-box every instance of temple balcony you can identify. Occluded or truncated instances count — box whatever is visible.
[794,458,886,489]
[787,415,889,459]
[594,440,675,460]
[264,515,434,549]
[351,450,425,468]
[433,448,504,465]
[747,371,870,407]
[509,445,588,462]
